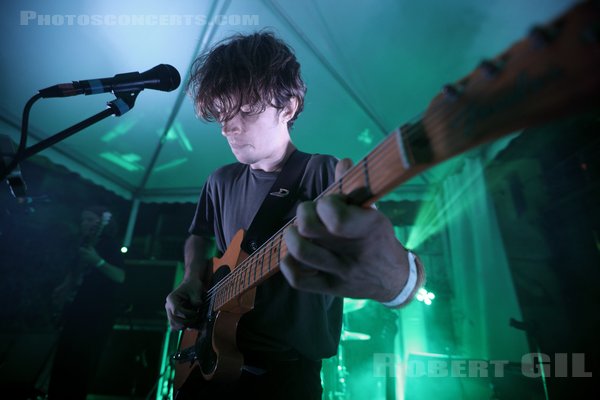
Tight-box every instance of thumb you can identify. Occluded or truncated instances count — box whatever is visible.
[335,158,354,181]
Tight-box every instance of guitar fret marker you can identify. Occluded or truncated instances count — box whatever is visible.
[256,251,261,281]
[248,261,252,286]
[277,235,282,265]
[395,127,412,170]
[267,241,273,274]
[362,156,370,191]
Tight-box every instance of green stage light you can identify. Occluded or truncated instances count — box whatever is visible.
[416,288,435,305]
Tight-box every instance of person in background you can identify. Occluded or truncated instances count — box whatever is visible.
[47,205,126,400]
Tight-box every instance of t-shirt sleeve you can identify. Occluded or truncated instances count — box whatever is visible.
[314,154,338,194]
[188,178,215,238]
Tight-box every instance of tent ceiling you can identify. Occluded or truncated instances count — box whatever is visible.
[0,0,576,202]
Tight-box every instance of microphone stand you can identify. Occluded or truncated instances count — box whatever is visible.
[0,89,141,182]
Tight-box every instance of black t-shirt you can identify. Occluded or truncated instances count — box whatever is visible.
[189,153,343,360]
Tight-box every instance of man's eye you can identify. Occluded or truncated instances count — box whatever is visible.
[240,104,253,114]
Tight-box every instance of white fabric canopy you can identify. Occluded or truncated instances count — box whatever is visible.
[0,0,575,202]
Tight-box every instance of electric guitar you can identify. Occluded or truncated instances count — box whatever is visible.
[172,1,600,388]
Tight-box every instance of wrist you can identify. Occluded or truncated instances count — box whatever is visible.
[381,251,419,308]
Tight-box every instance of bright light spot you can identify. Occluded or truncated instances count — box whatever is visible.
[154,157,188,172]
[165,127,178,140]
[120,246,128,253]
[357,128,373,145]
[416,288,435,305]
[162,122,193,152]
[122,153,141,163]
[100,152,145,171]
[101,118,138,142]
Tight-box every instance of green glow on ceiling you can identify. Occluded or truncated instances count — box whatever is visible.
[153,157,189,172]
[357,128,373,145]
[100,151,145,172]
[165,128,177,140]
[101,118,138,142]
[163,122,193,152]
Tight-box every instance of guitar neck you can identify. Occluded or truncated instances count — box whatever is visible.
[211,0,600,310]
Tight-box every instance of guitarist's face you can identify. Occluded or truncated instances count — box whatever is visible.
[219,102,293,169]
[80,211,101,238]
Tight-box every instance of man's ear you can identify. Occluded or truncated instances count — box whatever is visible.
[280,97,299,125]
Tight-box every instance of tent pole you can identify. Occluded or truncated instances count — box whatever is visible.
[123,197,141,249]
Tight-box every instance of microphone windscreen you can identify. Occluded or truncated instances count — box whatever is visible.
[142,64,181,92]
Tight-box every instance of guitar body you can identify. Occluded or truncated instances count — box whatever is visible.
[173,229,256,389]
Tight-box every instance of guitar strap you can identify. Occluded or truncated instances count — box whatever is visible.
[241,149,311,254]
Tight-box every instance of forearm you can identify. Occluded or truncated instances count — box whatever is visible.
[183,235,213,283]
[95,259,126,284]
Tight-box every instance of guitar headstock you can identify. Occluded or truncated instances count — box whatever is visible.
[100,211,112,227]
[422,1,600,162]
[91,211,112,243]
[97,211,112,236]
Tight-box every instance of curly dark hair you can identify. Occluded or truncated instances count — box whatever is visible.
[186,30,306,129]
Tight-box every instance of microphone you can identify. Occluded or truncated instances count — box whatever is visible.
[38,64,181,98]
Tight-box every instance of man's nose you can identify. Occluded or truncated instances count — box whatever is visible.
[221,119,241,137]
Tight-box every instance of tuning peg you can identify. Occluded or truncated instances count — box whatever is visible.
[479,59,503,78]
[529,24,561,47]
[442,83,463,100]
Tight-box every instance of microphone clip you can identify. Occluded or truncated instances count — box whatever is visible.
[107,89,141,116]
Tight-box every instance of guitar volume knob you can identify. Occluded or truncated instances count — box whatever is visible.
[248,239,258,252]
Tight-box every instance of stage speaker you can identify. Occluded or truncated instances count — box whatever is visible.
[89,328,164,399]
[119,260,180,323]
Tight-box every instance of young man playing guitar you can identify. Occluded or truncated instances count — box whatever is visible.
[165,31,424,399]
